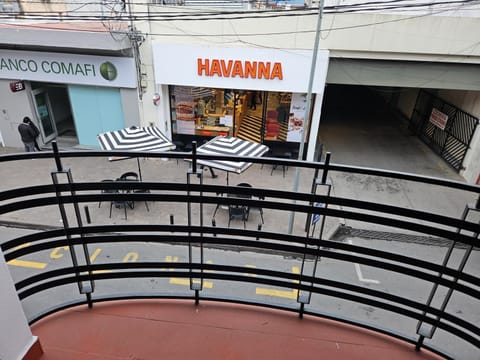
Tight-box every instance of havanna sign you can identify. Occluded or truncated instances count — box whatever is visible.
[0,49,136,88]
[153,43,330,93]
[197,59,283,80]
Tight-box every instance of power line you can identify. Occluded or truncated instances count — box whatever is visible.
[1,0,477,42]
[2,0,479,20]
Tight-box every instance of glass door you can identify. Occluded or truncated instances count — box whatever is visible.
[32,88,57,143]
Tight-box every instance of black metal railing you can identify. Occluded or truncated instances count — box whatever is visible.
[1,143,479,359]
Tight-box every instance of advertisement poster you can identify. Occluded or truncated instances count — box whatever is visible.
[175,94,195,121]
[287,93,307,142]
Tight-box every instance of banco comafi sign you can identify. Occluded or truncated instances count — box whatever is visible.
[0,50,136,88]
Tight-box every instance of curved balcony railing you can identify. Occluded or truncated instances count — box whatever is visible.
[1,144,479,359]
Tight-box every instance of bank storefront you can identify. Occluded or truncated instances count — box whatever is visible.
[0,49,138,148]
[152,43,329,160]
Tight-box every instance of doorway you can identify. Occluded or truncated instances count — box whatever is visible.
[31,82,77,147]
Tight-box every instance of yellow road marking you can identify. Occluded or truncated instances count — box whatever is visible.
[90,248,102,262]
[123,252,138,262]
[169,278,213,288]
[166,256,213,288]
[256,266,300,299]
[87,248,112,274]
[243,264,257,277]
[50,246,68,259]
[14,242,31,249]
[8,243,47,269]
[7,259,47,269]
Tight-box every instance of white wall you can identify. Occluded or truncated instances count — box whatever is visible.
[0,251,37,360]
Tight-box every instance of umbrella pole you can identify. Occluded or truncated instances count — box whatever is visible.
[137,157,143,181]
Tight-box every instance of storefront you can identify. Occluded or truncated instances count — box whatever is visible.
[0,49,138,149]
[152,43,329,160]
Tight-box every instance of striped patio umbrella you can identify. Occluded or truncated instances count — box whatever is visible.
[98,126,176,153]
[97,126,176,180]
[194,136,269,184]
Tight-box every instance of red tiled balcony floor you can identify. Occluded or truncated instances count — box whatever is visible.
[31,299,444,360]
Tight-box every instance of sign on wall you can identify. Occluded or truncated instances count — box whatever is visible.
[152,43,329,93]
[0,50,136,88]
[429,108,448,130]
[9,81,25,92]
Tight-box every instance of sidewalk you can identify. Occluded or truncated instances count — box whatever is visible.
[0,114,476,243]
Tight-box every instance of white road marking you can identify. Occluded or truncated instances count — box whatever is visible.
[347,239,380,284]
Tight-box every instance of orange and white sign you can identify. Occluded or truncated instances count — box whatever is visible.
[429,108,448,130]
[152,43,329,93]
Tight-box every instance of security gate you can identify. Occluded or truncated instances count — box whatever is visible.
[410,90,479,172]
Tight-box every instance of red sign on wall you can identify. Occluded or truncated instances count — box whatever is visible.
[9,81,25,92]
[429,108,448,130]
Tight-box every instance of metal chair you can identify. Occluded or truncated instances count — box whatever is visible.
[109,187,130,220]
[98,179,116,208]
[236,183,264,224]
[119,172,150,211]
[228,204,248,229]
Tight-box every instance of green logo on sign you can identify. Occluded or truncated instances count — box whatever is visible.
[100,61,117,81]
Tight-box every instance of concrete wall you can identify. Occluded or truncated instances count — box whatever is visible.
[0,250,37,360]
[120,88,142,128]
[396,88,420,119]
[140,6,480,63]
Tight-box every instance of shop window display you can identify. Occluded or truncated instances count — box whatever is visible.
[170,86,235,138]
[169,85,310,152]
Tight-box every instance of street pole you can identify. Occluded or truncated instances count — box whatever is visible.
[287,0,325,235]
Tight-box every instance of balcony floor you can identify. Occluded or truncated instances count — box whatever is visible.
[31,299,443,360]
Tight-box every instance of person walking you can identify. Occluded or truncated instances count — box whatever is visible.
[25,117,41,151]
[18,117,37,152]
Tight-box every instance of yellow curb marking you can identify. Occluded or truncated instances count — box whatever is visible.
[166,256,213,288]
[256,266,300,299]
[8,243,47,269]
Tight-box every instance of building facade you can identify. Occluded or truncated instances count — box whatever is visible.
[133,1,480,182]
[0,22,140,149]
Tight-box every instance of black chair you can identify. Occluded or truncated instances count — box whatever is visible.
[98,179,116,208]
[270,151,292,178]
[237,183,264,224]
[172,141,185,164]
[119,172,150,211]
[109,187,130,220]
[228,205,248,229]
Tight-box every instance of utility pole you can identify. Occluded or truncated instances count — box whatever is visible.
[287,0,325,235]
[126,0,146,100]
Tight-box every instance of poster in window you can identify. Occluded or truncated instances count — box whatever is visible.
[287,93,306,142]
[175,94,195,121]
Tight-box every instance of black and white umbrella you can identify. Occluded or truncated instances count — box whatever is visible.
[98,126,176,152]
[194,136,269,184]
[97,126,176,179]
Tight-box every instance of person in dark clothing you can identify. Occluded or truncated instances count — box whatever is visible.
[25,117,41,151]
[18,117,37,152]
[249,91,257,110]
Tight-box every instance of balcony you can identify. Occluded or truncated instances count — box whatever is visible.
[1,145,479,359]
